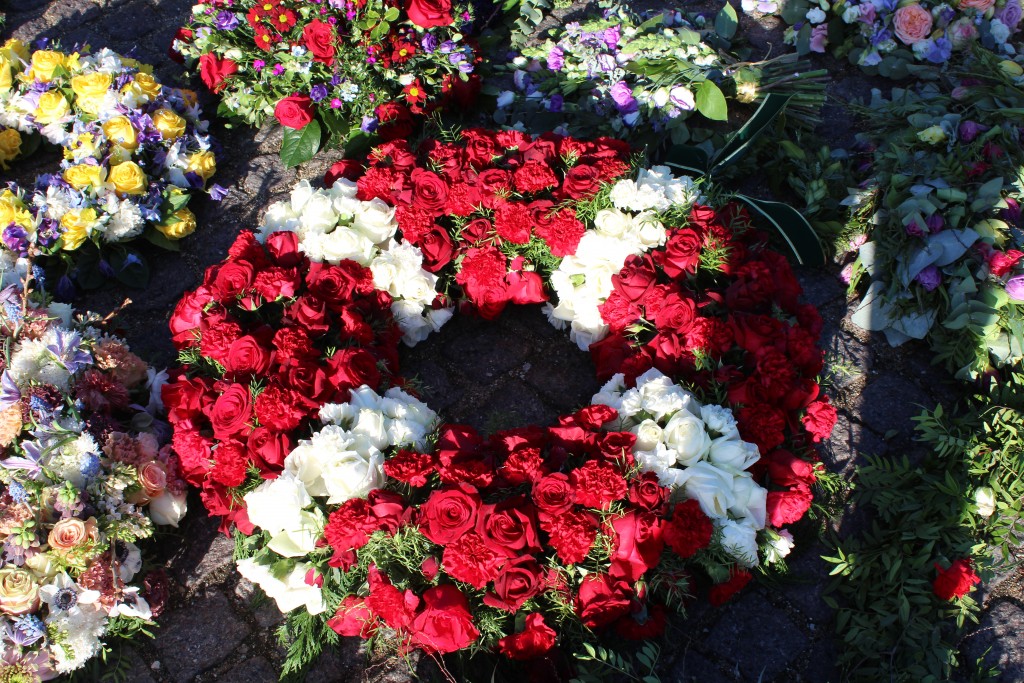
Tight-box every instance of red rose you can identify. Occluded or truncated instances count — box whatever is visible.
[247,427,291,472]
[576,573,632,628]
[933,559,981,601]
[419,483,481,544]
[405,0,454,28]
[417,227,455,272]
[224,336,272,380]
[328,596,377,638]
[532,473,575,518]
[210,383,253,440]
[570,460,628,509]
[612,254,657,303]
[209,261,255,302]
[198,53,237,94]
[544,510,598,564]
[658,228,703,278]
[461,128,499,167]
[507,270,546,305]
[306,261,372,303]
[663,499,713,559]
[766,484,814,527]
[169,27,193,65]
[476,498,541,558]
[266,231,302,268]
[302,19,336,64]
[375,102,415,141]
[496,613,557,661]
[560,163,602,200]
[654,293,698,334]
[278,361,332,403]
[169,288,214,348]
[476,169,513,204]
[802,399,837,443]
[324,160,364,187]
[609,511,664,582]
[484,556,547,612]
[326,348,381,394]
[709,567,752,606]
[766,450,817,488]
[628,472,669,513]
[410,168,449,216]
[441,532,503,588]
[162,375,215,424]
[408,585,479,654]
[460,218,492,244]
[274,95,314,130]
[287,296,329,335]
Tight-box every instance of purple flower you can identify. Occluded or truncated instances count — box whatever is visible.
[36,218,59,248]
[670,86,695,111]
[1002,197,1022,226]
[1006,274,1024,301]
[925,214,945,233]
[215,10,239,30]
[924,37,952,64]
[439,40,455,54]
[547,46,565,71]
[905,218,926,237]
[209,184,229,201]
[360,116,378,133]
[46,328,92,374]
[609,81,638,113]
[998,0,1022,29]
[330,98,343,109]
[273,63,285,76]
[421,34,438,53]
[915,265,942,291]
[603,26,621,50]
[959,120,988,142]
[310,84,329,102]
[253,59,265,71]
[2,225,29,256]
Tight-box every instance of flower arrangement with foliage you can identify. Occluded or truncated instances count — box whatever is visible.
[777,0,1022,74]
[490,4,826,148]
[0,283,186,681]
[176,0,481,166]
[0,40,222,290]
[844,51,1024,379]
[163,129,834,677]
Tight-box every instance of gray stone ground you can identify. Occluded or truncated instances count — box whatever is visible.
[3,0,1024,681]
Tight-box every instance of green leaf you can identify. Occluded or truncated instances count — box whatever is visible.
[279,120,323,167]
[711,93,792,170]
[715,3,739,40]
[142,228,181,252]
[734,193,826,266]
[695,80,728,121]
[663,145,710,176]
[109,250,150,289]
[383,6,400,21]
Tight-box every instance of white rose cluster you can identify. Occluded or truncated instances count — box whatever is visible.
[257,179,452,346]
[547,167,703,351]
[593,369,769,567]
[241,385,438,613]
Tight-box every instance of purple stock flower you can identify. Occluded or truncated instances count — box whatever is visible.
[1006,274,1024,301]
[547,46,565,71]
[310,84,329,102]
[215,10,239,30]
[609,81,638,113]
[915,265,942,291]
[2,225,29,256]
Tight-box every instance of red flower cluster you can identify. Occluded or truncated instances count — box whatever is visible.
[344,128,632,319]
[325,404,747,660]
[933,558,981,601]
[162,230,402,531]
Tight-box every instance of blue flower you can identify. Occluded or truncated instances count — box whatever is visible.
[45,327,93,375]
[8,481,28,505]
[209,183,229,201]
[79,453,101,479]
[310,84,329,102]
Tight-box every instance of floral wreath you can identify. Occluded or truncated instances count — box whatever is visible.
[163,129,835,675]
[0,283,186,678]
[0,40,222,291]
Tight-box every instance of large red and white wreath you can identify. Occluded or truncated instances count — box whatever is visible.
[163,129,835,675]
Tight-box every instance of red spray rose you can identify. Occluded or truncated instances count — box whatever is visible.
[496,613,557,661]
[198,53,237,94]
[933,559,981,601]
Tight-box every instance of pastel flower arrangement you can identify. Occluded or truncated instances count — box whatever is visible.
[0,41,221,288]
[175,0,480,165]
[779,0,1022,71]
[0,284,185,680]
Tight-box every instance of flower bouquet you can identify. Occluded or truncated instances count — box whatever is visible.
[778,0,1022,75]
[0,284,186,680]
[163,129,834,677]
[0,41,222,290]
[490,4,827,148]
[175,0,481,166]
[845,51,1024,379]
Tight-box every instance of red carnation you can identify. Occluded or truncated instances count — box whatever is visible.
[766,484,814,527]
[709,567,752,606]
[663,499,713,559]
[802,399,838,443]
[545,510,598,564]
[569,460,627,509]
[254,383,307,432]
[494,201,533,244]
[441,532,504,588]
[384,450,436,487]
[512,161,558,194]
[933,559,981,601]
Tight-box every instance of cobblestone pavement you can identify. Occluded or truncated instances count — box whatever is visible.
[3,0,1024,681]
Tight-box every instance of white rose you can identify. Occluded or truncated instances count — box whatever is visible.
[321,445,385,505]
[348,386,383,410]
[633,419,664,451]
[633,212,667,249]
[300,193,338,232]
[351,409,389,450]
[260,202,301,236]
[319,402,358,426]
[148,490,187,527]
[676,461,735,517]
[319,229,375,265]
[329,178,358,199]
[974,487,996,517]
[289,180,316,212]
[700,404,739,439]
[718,519,760,567]
[662,412,712,466]
[765,529,795,564]
[370,252,401,293]
[593,209,633,239]
[729,474,767,528]
[267,509,322,558]
[243,471,312,535]
[708,436,760,473]
[353,198,397,244]
[236,559,326,615]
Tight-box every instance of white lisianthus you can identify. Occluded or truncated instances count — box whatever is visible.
[237,558,326,615]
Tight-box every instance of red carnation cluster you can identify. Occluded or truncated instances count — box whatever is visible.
[345,129,632,319]
[162,230,402,531]
[589,204,835,508]
[325,403,748,660]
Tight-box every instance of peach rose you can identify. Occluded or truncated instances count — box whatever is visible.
[138,460,168,499]
[47,517,98,555]
[0,567,39,615]
[959,0,995,10]
[893,4,934,44]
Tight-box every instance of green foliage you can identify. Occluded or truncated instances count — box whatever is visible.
[571,641,662,683]
[280,121,323,168]
[823,373,1024,681]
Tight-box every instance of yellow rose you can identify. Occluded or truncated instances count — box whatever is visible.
[71,71,112,100]
[27,50,66,83]
[0,567,39,616]
[151,108,186,139]
[62,164,105,191]
[131,72,162,100]
[1,39,29,64]
[0,55,12,93]
[1000,60,1024,77]
[108,161,148,196]
[157,208,197,240]
[0,129,21,169]
[60,208,99,251]
[186,151,217,181]
[0,191,25,228]
[33,91,71,125]
[102,115,138,151]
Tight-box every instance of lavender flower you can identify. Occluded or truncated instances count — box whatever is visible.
[959,120,988,142]
[1006,274,1024,301]
[1002,198,1021,226]
[547,46,565,71]
[215,10,239,30]
[915,265,942,291]
[421,34,438,53]
[905,218,926,237]
[609,81,638,114]
[603,26,621,50]
[46,328,92,374]
[310,84,329,102]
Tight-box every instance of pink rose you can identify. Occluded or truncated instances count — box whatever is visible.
[893,4,933,44]
[959,0,995,11]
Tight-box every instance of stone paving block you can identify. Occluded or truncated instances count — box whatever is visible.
[796,268,845,308]
[800,637,839,683]
[119,647,157,683]
[707,593,808,680]
[398,357,458,413]
[821,412,886,478]
[524,344,601,413]
[856,374,934,441]
[962,600,1024,681]
[469,378,555,433]
[441,316,533,378]
[172,520,235,590]
[153,591,251,683]
[669,648,734,683]
[215,656,279,682]
[779,544,835,624]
